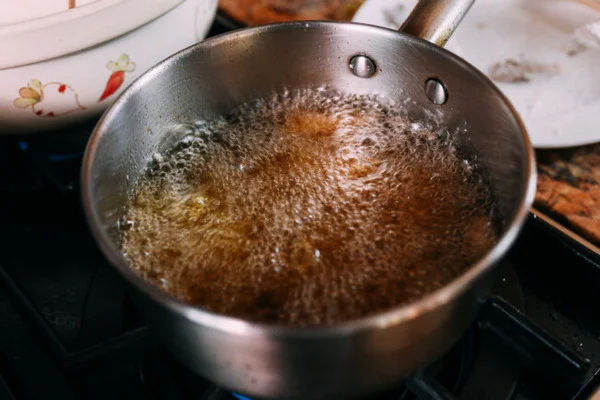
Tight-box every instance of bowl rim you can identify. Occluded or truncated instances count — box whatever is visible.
[0,0,185,70]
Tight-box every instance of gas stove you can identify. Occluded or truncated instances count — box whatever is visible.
[1,19,599,400]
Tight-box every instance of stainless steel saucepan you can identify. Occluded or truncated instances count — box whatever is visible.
[81,1,537,398]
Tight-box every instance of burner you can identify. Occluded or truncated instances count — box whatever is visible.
[0,137,45,192]
[0,119,94,194]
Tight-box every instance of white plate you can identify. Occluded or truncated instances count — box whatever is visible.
[353,0,600,148]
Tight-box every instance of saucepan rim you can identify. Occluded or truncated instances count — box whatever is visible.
[81,20,537,338]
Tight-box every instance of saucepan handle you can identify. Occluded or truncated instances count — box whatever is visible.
[399,0,476,47]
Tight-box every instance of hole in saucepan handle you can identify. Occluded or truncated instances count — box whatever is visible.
[424,78,448,105]
[349,54,377,78]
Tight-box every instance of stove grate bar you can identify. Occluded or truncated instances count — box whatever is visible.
[406,374,458,400]
[481,298,589,398]
[0,374,16,400]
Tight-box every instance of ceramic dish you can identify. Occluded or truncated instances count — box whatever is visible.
[0,0,218,134]
[353,0,600,148]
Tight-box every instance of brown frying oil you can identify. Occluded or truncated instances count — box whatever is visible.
[120,88,498,326]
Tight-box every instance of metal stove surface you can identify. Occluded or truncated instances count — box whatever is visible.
[1,20,600,400]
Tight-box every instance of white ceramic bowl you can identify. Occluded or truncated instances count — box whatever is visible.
[0,0,218,134]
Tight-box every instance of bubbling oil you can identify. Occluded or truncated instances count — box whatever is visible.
[120,88,498,326]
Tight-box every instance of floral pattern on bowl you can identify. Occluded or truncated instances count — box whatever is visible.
[98,53,136,101]
[0,0,218,134]
[14,79,85,117]
[12,53,136,119]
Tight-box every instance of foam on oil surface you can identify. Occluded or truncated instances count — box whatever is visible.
[119,88,497,326]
